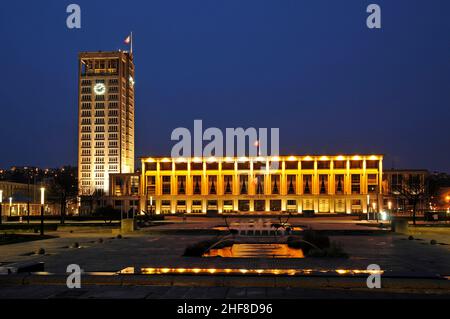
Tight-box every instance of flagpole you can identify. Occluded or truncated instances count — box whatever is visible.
[130,31,133,54]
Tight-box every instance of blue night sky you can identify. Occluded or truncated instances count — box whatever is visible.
[0,0,449,172]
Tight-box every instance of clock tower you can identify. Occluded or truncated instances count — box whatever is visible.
[77,51,135,197]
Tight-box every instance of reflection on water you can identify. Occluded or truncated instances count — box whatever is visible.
[203,244,304,258]
[119,267,384,276]
[212,226,303,232]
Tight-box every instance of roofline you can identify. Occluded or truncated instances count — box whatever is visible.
[139,154,384,161]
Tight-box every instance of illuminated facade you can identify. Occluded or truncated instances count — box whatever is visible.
[138,155,384,215]
[78,51,135,195]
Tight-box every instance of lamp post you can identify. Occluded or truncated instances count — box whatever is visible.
[40,187,45,236]
[9,197,12,217]
[388,201,392,220]
[372,202,378,222]
[367,194,370,221]
[0,190,3,225]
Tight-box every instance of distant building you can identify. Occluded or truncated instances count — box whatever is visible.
[106,173,140,215]
[128,155,384,215]
[382,169,429,214]
[0,181,58,218]
[78,50,135,196]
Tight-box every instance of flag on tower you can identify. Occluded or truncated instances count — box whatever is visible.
[124,32,133,53]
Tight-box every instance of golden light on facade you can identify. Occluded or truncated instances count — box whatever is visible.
[175,157,187,163]
[192,157,202,163]
[224,157,234,163]
[352,155,362,160]
[238,157,249,162]
[369,155,378,160]
[207,157,217,163]
[256,156,266,162]
[271,156,280,161]
[335,155,345,161]
[145,158,155,163]
[287,156,297,161]
[303,156,313,161]
[161,158,171,163]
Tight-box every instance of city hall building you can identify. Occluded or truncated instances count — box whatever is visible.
[116,154,384,215]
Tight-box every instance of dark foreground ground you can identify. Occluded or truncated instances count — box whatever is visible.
[0,216,449,299]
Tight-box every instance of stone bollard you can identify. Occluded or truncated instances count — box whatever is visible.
[391,218,409,234]
[121,218,135,233]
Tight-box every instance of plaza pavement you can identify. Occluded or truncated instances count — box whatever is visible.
[0,216,449,298]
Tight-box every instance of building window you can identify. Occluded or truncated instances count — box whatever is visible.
[208,176,217,195]
[239,175,248,195]
[319,175,328,194]
[191,200,202,213]
[366,160,378,169]
[271,175,280,194]
[193,176,202,195]
[160,162,172,171]
[223,175,233,194]
[335,174,344,194]
[146,176,156,195]
[334,160,346,169]
[368,174,378,193]
[302,161,314,170]
[223,200,233,213]
[221,162,234,170]
[303,175,312,194]
[177,176,186,195]
[238,200,249,212]
[317,161,330,169]
[270,200,281,211]
[206,162,218,170]
[287,175,296,194]
[351,174,360,194]
[131,176,139,195]
[285,161,298,170]
[162,176,171,195]
[350,160,362,169]
[255,175,264,195]
[254,200,265,211]
[175,162,187,171]
[287,200,297,213]
[238,162,250,170]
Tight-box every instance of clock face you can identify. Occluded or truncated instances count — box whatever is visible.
[94,83,106,95]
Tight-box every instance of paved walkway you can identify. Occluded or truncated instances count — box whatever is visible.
[0,284,448,299]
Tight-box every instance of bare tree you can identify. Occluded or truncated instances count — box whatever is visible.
[392,176,427,225]
[50,166,78,224]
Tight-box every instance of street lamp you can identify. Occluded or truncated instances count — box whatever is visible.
[40,187,45,236]
[372,202,378,222]
[9,197,12,217]
[0,190,3,225]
